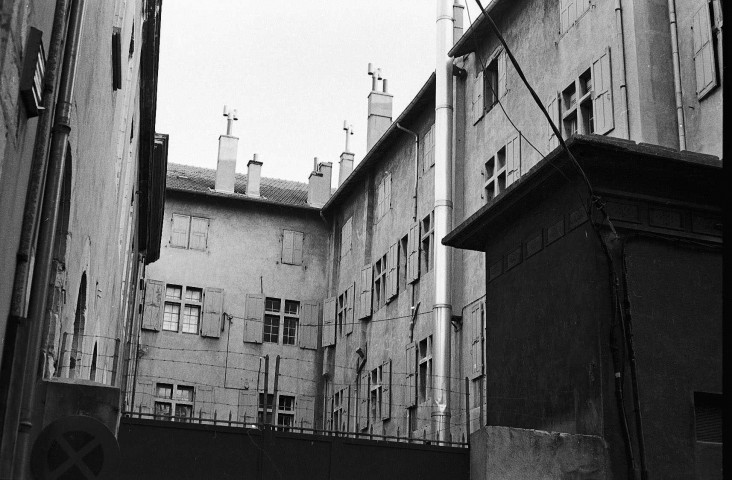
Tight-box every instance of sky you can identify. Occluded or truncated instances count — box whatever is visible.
[155,1,481,186]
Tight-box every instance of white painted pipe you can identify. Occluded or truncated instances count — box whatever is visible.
[433,0,454,444]
[667,0,686,149]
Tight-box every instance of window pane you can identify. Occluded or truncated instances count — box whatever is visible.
[166,285,182,299]
[185,287,202,302]
[265,297,281,313]
[283,317,298,345]
[156,383,173,399]
[279,395,295,411]
[182,305,200,334]
[264,315,280,343]
[163,303,180,331]
[175,404,193,420]
[284,300,299,316]
[155,402,172,417]
[176,386,194,402]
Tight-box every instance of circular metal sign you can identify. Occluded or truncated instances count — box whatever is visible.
[31,415,120,480]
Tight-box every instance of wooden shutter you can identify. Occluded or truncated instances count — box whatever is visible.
[296,395,314,429]
[358,265,373,319]
[498,50,507,98]
[405,343,417,408]
[384,173,392,215]
[382,360,392,420]
[592,48,614,135]
[359,371,369,429]
[387,242,398,300]
[546,93,560,152]
[322,296,336,347]
[196,385,214,419]
[345,283,355,335]
[201,287,223,338]
[189,217,208,250]
[141,280,163,331]
[292,231,304,265]
[237,388,257,424]
[244,293,264,343]
[376,180,385,219]
[472,70,484,125]
[170,214,190,247]
[692,3,718,97]
[137,380,153,413]
[470,303,484,379]
[505,136,520,186]
[299,300,319,349]
[282,230,294,264]
[560,0,576,33]
[407,224,420,283]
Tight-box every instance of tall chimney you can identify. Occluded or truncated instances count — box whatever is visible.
[308,158,332,207]
[339,121,355,186]
[215,106,239,193]
[366,64,393,151]
[247,153,262,197]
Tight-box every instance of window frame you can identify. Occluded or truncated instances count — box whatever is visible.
[263,297,300,345]
[418,336,433,404]
[154,382,195,422]
[420,212,434,275]
[170,213,209,251]
[163,284,202,334]
[277,394,296,430]
[373,253,387,311]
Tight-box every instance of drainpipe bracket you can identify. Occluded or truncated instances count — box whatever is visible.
[452,65,467,79]
[450,315,462,331]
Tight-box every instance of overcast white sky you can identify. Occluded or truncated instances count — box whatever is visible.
[155,1,481,185]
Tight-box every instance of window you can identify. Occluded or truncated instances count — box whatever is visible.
[282,229,304,265]
[332,389,347,432]
[422,124,435,172]
[263,297,299,345]
[559,0,590,33]
[485,57,499,110]
[376,174,392,221]
[170,214,209,250]
[398,235,408,292]
[562,68,592,138]
[559,51,614,138]
[420,213,434,274]
[258,393,275,424]
[264,315,280,343]
[483,151,506,202]
[373,254,387,311]
[163,285,202,334]
[154,383,194,421]
[418,336,433,403]
[370,366,383,422]
[277,395,295,429]
[692,0,722,99]
[340,218,352,258]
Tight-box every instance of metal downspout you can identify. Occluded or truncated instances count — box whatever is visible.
[667,0,686,149]
[395,123,419,222]
[11,1,86,477]
[614,0,630,138]
[433,0,454,444]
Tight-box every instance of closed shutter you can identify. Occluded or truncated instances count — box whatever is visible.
[359,371,369,429]
[299,300,319,349]
[322,296,336,347]
[692,3,718,97]
[407,224,420,283]
[141,280,163,331]
[282,230,294,264]
[201,287,224,338]
[405,343,417,408]
[382,360,392,420]
[170,214,190,247]
[376,181,385,220]
[506,136,520,186]
[358,265,373,319]
[592,48,614,135]
[384,173,392,215]
[345,283,355,335]
[292,231,304,265]
[238,388,257,424]
[137,380,153,413]
[197,385,214,419]
[244,293,264,343]
[560,0,576,33]
[470,303,484,379]
[472,70,484,124]
[189,217,208,251]
[546,93,560,152]
[498,50,507,97]
[296,395,314,429]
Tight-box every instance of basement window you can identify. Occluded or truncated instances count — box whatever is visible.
[154,383,194,421]
[277,395,295,429]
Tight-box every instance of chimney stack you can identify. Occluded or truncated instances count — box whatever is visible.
[246,153,263,197]
[215,105,239,193]
[308,157,332,207]
[366,63,393,151]
[339,121,355,186]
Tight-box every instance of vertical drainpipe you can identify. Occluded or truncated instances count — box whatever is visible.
[667,0,686,150]
[614,0,630,139]
[433,0,454,444]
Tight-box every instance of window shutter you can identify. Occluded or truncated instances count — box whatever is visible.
[358,265,373,319]
[592,48,614,135]
[244,293,264,343]
[506,136,520,186]
[292,231,304,265]
[197,385,214,419]
[137,380,153,413]
[384,173,392,214]
[201,287,224,338]
[387,242,398,299]
[237,388,257,424]
[170,214,190,247]
[282,230,294,264]
[141,280,164,331]
[296,395,314,429]
[405,343,417,408]
[470,303,484,379]
[498,50,507,97]
[322,296,336,347]
[472,70,484,125]
[359,371,370,429]
[346,283,355,335]
[408,224,420,283]
[189,217,208,251]
[546,93,560,152]
[382,360,392,420]
[376,181,385,220]
[299,300,319,349]
[692,3,718,97]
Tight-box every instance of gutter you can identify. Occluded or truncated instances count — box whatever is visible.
[667,0,686,149]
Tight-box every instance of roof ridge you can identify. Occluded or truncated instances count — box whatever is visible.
[167,162,309,187]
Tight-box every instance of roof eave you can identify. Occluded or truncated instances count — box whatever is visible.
[166,187,321,212]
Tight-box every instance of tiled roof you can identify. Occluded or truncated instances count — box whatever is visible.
[166,163,313,209]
